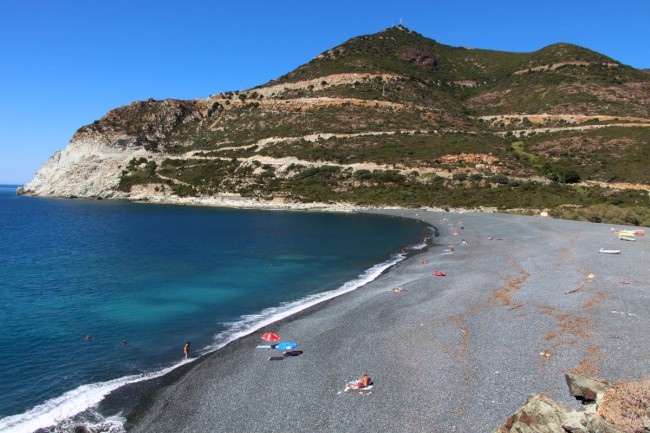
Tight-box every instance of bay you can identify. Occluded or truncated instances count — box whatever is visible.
[0,185,427,430]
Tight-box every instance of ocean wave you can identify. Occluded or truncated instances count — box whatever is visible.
[202,250,408,354]
[0,363,182,433]
[0,246,416,433]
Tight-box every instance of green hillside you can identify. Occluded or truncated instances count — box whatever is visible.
[80,26,650,225]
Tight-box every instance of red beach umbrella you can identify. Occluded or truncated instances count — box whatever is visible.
[261,332,281,342]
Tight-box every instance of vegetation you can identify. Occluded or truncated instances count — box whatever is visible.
[599,377,650,432]
[96,26,650,225]
[260,132,508,167]
[117,158,161,192]
[521,127,650,184]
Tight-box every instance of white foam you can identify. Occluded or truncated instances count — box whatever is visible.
[0,363,180,433]
[0,247,414,433]
[202,251,407,354]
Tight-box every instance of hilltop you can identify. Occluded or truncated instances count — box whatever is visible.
[19,26,650,225]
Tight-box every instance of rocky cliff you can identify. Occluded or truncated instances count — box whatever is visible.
[18,137,144,199]
[19,99,203,199]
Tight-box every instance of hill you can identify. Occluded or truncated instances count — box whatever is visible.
[19,26,650,225]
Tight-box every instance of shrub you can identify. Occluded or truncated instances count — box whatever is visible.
[354,169,372,180]
[452,173,468,181]
[490,175,509,185]
[172,184,196,197]
[599,377,650,432]
[562,169,581,184]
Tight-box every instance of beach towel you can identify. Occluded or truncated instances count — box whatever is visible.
[268,350,303,361]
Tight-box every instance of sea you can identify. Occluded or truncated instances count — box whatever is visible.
[0,185,429,432]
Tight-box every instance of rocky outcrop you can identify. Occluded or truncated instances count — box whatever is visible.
[18,137,151,199]
[18,98,201,199]
[513,61,619,75]
[397,47,439,71]
[494,374,649,433]
[565,374,613,404]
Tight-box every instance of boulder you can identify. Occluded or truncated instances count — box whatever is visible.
[495,375,628,433]
[565,374,613,404]
[496,394,571,433]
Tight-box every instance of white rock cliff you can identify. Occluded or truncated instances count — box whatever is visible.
[19,135,151,199]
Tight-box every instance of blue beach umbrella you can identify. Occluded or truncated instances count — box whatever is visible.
[275,342,298,351]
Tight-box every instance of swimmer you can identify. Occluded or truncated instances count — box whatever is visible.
[388,287,405,293]
[183,341,190,359]
[84,335,92,341]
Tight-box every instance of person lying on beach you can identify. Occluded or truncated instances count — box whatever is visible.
[340,373,374,394]
[420,259,428,264]
[388,288,405,293]
[347,372,372,390]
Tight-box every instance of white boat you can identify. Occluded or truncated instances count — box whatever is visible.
[599,248,621,254]
[612,229,645,236]
[618,236,636,242]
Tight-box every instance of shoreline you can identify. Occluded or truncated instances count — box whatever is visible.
[99,211,436,429]
[15,186,501,215]
[0,203,432,433]
[117,208,649,433]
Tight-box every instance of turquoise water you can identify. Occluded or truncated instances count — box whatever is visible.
[0,185,427,431]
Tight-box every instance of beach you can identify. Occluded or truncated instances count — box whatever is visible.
[120,210,649,433]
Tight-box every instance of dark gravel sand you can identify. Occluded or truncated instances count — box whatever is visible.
[124,211,649,433]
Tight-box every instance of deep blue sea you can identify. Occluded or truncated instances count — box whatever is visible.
[0,185,428,432]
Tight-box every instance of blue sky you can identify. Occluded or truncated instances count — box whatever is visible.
[1,0,648,184]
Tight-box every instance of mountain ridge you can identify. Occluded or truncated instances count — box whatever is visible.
[19,26,650,225]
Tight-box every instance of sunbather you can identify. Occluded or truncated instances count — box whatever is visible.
[349,372,372,389]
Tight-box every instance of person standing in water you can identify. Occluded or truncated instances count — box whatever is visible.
[183,341,190,360]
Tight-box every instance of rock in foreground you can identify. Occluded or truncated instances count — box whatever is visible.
[495,374,650,433]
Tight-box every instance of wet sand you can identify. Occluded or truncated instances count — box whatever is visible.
[123,210,649,433]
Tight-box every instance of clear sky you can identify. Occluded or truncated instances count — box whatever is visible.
[1,0,648,184]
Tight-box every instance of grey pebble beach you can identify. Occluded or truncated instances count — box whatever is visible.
[124,210,649,433]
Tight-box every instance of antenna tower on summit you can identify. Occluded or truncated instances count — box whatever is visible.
[399,18,403,26]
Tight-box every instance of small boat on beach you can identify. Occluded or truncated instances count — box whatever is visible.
[612,228,645,236]
[599,248,621,254]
